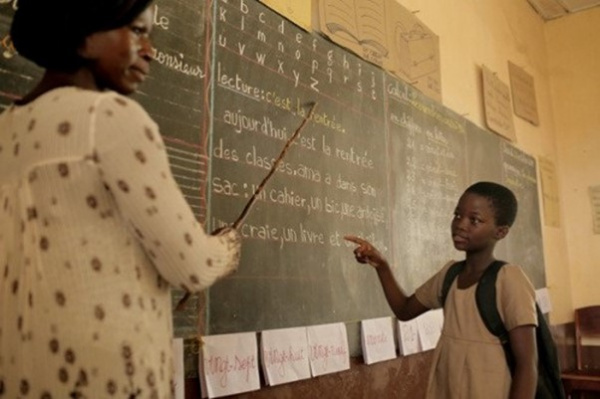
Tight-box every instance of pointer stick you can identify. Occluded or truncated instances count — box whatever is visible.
[175,102,318,311]
[233,102,317,228]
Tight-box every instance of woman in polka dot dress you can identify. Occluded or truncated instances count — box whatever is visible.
[0,0,241,397]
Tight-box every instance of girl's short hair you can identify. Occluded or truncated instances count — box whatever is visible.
[465,181,518,227]
[11,0,154,71]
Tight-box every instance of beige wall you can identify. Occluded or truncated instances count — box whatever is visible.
[391,1,600,323]
[545,8,600,312]
[291,0,600,323]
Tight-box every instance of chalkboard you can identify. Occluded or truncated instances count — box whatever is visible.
[384,76,468,293]
[499,143,545,287]
[0,0,546,362]
[0,2,41,108]
[207,0,392,334]
[130,0,212,337]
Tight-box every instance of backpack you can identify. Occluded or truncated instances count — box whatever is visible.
[441,260,566,399]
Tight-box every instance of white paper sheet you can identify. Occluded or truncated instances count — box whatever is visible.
[173,338,185,399]
[536,287,553,314]
[261,326,311,386]
[306,323,350,377]
[417,309,444,351]
[360,317,396,364]
[397,318,420,356]
[199,332,260,398]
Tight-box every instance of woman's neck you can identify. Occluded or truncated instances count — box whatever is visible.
[16,69,99,105]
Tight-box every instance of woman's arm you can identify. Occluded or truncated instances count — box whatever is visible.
[93,93,241,292]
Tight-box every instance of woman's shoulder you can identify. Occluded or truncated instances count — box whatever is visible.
[15,87,148,116]
[89,89,149,115]
[43,87,148,114]
[85,90,156,129]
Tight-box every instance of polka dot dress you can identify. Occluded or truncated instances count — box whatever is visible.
[0,87,241,398]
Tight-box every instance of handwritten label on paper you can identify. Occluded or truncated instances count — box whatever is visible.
[536,288,553,314]
[538,156,561,227]
[482,65,516,141]
[361,317,396,364]
[397,319,420,356]
[306,323,350,377]
[417,309,444,351]
[508,61,539,126]
[200,332,260,398]
[260,327,311,386]
[172,338,185,399]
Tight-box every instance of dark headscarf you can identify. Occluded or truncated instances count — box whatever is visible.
[11,0,154,71]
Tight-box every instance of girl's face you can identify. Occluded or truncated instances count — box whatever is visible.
[451,192,506,253]
[79,7,154,95]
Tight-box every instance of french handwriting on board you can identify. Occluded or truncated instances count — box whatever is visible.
[207,0,391,337]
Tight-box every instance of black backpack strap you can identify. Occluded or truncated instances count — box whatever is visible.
[441,261,465,307]
[535,305,567,399]
[475,260,515,372]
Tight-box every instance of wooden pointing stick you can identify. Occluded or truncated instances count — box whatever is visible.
[175,101,318,312]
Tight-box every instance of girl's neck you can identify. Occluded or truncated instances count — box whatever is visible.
[464,250,496,272]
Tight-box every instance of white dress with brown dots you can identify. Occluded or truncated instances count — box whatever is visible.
[0,87,241,398]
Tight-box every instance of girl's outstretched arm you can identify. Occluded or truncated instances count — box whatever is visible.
[508,325,537,399]
[344,235,429,321]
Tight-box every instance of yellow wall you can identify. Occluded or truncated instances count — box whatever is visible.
[286,1,600,323]
[545,8,600,311]
[390,1,600,323]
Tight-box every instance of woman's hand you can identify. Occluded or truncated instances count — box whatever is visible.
[344,235,387,269]
[211,226,235,236]
[211,226,242,276]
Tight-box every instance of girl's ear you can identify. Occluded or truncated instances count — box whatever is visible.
[495,225,510,240]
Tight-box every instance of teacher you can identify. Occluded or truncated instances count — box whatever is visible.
[0,0,241,397]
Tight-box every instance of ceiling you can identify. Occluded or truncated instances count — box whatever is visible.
[527,0,600,20]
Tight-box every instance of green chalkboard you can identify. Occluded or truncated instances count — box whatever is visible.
[0,3,41,108]
[385,76,468,293]
[206,0,392,334]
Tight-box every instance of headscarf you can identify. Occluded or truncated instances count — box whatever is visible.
[11,0,154,71]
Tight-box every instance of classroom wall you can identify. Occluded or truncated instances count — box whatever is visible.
[389,0,600,324]
[545,7,600,310]
[200,2,596,396]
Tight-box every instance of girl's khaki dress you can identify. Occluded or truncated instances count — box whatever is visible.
[415,261,537,399]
